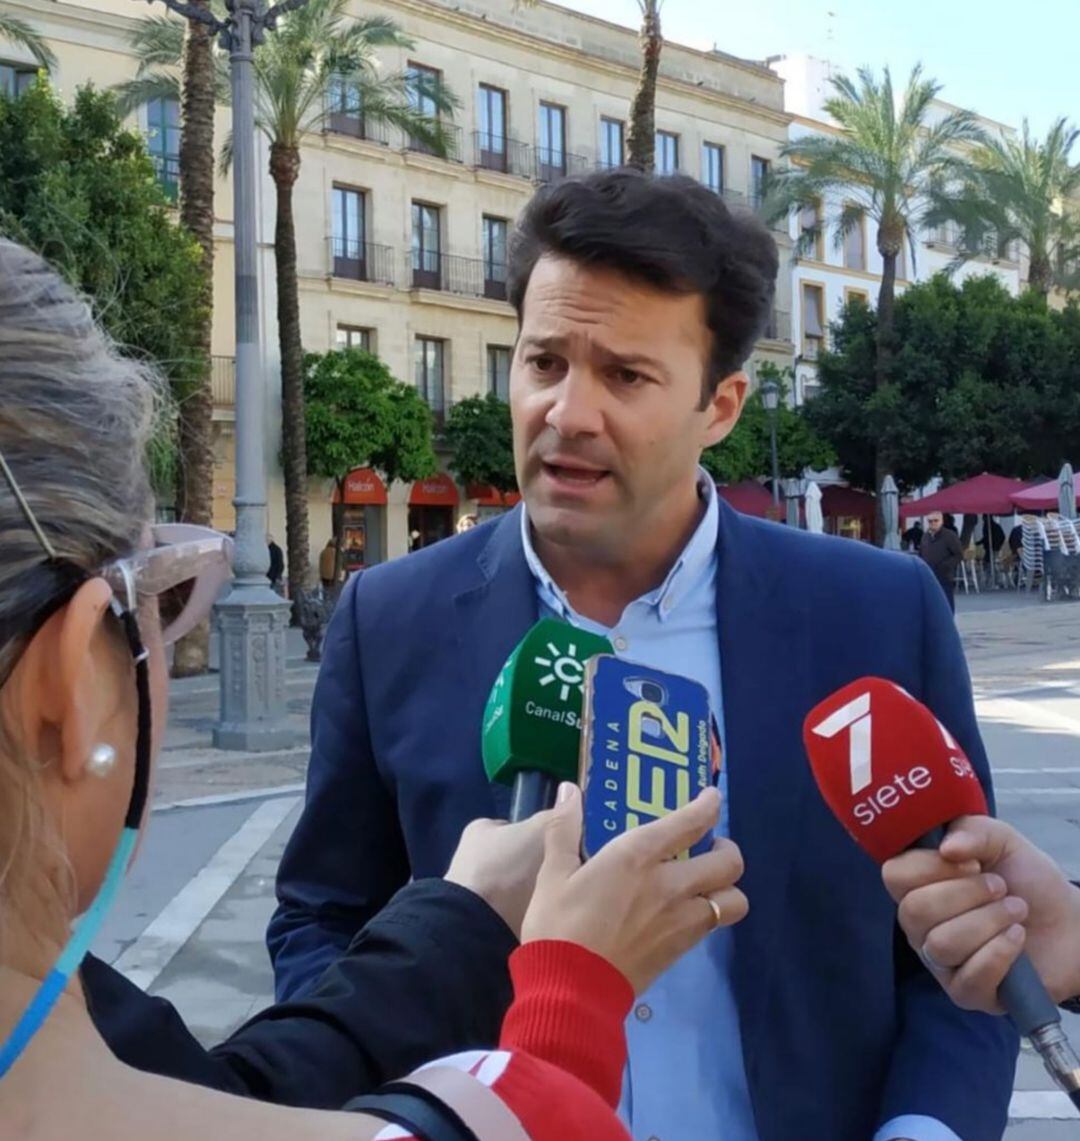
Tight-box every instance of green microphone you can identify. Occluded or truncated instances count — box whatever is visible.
[482,618,614,821]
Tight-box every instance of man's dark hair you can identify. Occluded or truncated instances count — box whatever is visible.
[507,169,779,404]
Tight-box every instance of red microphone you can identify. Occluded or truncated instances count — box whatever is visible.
[804,677,987,864]
[805,676,1080,1106]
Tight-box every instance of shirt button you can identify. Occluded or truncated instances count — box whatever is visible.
[614,635,628,652]
[635,1003,652,1022]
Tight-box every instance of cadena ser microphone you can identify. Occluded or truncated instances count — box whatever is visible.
[482,618,613,821]
[805,677,1080,1107]
[579,655,721,860]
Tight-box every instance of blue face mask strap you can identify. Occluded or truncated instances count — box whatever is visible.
[0,588,151,1080]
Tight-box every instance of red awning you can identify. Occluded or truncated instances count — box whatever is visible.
[900,473,1030,518]
[1011,479,1078,512]
[716,481,774,518]
[467,483,522,508]
[410,472,460,507]
[332,467,388,505]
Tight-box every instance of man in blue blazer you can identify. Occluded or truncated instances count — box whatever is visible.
[270,170,1017,1139]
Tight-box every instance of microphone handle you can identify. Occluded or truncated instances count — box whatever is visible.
[509,771,560,822]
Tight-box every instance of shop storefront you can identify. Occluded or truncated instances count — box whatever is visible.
[467,483,522,522]
[409,472,459,549]
[331,467,387,573]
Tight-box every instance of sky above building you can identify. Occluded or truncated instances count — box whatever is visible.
[558,0,1072,137]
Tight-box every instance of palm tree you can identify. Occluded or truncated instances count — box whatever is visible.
[624,0,663,172]
[115,7,226,676]
[519,0,663,172]
[239,0,455,608]
[928,117,1080,299]
[116,0,453,618]
[0,12,57,72]
[765,65,984,515]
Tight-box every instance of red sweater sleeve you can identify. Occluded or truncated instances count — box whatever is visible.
[498,939,634,1109]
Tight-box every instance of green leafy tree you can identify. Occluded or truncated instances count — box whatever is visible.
[929,118,1080,298]
[444,394,517,502]
[304,347,437,567]
[702,366,835,483]
[765,66,984,510]
[811,275,1080,487]
[0,80,204,503]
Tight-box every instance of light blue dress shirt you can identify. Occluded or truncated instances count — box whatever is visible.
[520,473,959,1141]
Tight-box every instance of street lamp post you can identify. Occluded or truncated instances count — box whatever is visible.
[148,0,308,750]
[761,376,781,508]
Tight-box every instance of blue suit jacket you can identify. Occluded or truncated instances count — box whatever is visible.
[270,498,1018,1140]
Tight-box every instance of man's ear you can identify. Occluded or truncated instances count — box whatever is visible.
[13,579,118,784]
[702,371,750,449]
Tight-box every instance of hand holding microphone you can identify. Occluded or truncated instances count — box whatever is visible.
[883,816,1080,1014]
[522,783,747,994]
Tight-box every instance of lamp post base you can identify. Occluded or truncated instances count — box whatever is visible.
[212,584,297,751]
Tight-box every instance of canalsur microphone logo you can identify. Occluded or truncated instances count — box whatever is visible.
[534,640,588,704]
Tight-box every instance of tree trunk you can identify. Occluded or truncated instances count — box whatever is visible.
[1028,249,1052,298]
[171,2,217,678]
[624,1,662,173]
[270,142,311,622]
[873,238,899,545]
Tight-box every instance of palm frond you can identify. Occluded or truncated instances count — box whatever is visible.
[113,71,182,117]
[0,12,57,70]
[127,14,185,72]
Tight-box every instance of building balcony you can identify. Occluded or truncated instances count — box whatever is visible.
[762,308,792,343]
[211,355,235,406]
[325,112,391,146]
[405,123,464,163]
[535,147,590,184]
[471,131,533,179]
[329,238,397,286]
[410,251,510,301]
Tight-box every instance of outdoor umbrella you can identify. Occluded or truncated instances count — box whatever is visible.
[1060,463,1076,521]
[881,475,901,550]
[805,481,824,534]
[1011,479,1080,513]
[900,473,1030,518]
[716,481,775,519]
[785,479,804,529]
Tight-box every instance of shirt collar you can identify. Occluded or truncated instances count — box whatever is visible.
[520,468,719,624]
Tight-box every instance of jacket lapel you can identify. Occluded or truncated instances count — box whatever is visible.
[714,501,816,1069]
[452,507,539,819]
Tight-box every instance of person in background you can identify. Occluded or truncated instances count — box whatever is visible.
[920,511,965,613]
[267,535,285,593]
[318,537,337,591]
[902,520,924,553]
[456,513,479,535]
[0,239,749,1140]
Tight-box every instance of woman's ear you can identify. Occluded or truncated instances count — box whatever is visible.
[14,579,120,783]
[702,371,750,449]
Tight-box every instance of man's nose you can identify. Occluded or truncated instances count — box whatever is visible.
[544,370,604,439]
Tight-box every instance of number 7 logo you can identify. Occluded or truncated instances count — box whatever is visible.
[810,692,872,795]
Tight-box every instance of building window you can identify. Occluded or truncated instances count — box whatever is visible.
[477,84,508,171]
[411,202,441,289]
[0,62,37,97]
[702,143,724,194]
[146,96,181,203]
[656,131,679,175]
[799,201,823,260]
[336,325,372,351]
[843,210,867,271]
[482,215,509,300]
[331,185,367,279]
[801,283,825,359]
[327,74,363,136]
[843,287,870,309]
[751,155,770,209]
[406,63,442,153]
[488,345,512,401]
[538,102,566,180]
[415,336,446,416]
[600,117,624,169]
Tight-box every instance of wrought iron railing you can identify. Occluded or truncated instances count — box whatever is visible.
[329,238,397,286]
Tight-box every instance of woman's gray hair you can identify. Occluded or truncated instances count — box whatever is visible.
[0,238,158,949]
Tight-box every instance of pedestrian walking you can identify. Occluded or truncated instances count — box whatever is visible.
[920,511,965,612]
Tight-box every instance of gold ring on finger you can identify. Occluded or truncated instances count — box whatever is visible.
[704,895,723,929]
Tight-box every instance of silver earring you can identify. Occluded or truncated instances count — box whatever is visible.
[87,743,117,778]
